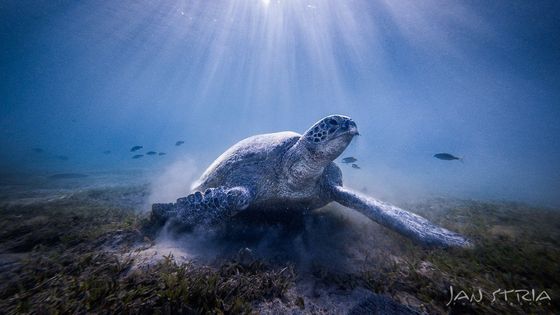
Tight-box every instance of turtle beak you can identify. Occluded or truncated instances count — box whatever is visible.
[334,118,359,139]
[345,120,359,136]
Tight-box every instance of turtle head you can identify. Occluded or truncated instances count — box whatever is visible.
[302,115,359,161]
[283,115,358,188]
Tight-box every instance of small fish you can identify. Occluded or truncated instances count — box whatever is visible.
[132,154,144,159]
[146,151,157,155]
[351,164,361,169]
[130,145,143,152]
[33,148,44,153]
[103,150,111,154]
[342,157,357,163]
[434,153,463,161]
[175,140,185,146]
[56,155,69,161]
[158,152,166,156]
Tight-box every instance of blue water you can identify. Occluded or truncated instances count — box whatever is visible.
[1,0,559,206]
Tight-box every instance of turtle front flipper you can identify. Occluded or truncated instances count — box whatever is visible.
[152,186,252,226]
[330,186,472,248]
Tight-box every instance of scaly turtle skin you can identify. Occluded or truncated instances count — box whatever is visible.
[152,115,471,248]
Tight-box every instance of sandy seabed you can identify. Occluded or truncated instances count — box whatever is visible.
[0,171,558,314]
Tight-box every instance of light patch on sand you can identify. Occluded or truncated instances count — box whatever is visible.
[132,238,195,269]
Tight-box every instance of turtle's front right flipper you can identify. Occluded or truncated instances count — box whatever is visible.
[152,186,252,226]
[331,186,472,248]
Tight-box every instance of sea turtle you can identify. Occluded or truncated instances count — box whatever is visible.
[152,115,471,248]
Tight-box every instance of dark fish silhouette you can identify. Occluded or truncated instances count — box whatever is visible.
[33,148,44,153]
[56,155,69,161]
[130,145,143,152]
[342,157,357,163]
[175,141,185,146]
[132,154,144,159]
[434,153,462,161]
[351,164,361,169]
[158,152,166,156]
[48,173,88,179]
[103,150,111,154]
[146,151,157,155]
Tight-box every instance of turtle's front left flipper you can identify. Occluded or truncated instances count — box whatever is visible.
[330,186,472,248]
[152,186,252,226]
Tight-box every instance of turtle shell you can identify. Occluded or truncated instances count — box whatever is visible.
[192,131,301,195]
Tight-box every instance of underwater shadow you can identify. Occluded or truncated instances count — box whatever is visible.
[155,204,387,273]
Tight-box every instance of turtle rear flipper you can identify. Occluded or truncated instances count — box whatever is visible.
[152,186,253,227]
[152,202,176,224]
[331,186,472,248]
